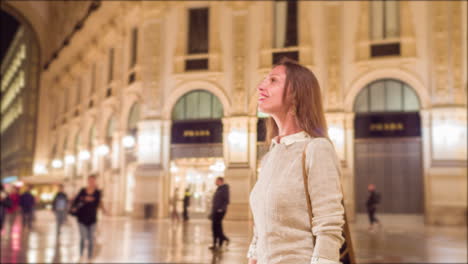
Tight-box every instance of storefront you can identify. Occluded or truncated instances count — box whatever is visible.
[169,90,225,218]
[353,79,424,214]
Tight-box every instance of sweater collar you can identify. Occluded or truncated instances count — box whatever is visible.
[270,131,310,150]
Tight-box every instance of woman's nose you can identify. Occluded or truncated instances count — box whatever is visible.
[257,80,267,91]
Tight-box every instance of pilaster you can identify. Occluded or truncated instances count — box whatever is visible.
[222,116,256,220]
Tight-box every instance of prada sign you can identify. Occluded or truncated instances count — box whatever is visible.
[355,113,421,138]
[171,120,223,144]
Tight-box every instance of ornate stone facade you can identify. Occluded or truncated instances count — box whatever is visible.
[3,1,466,225]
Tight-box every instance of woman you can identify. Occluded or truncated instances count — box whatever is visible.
[70,174,107,261]
[247,58,345,264]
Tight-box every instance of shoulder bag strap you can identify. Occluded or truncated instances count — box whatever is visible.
[301,142,315,244]
[302,141,356,264]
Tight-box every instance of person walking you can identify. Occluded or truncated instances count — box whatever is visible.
[209,177,230,251]
[247,58,345,264]
[170,188,180,222]
[6,186,20,230]
[19,185,36,229]
[182,188,191,221]
[366,183,381,231]
[70,174,107,261]
[0,184,12,230]
[52,184,69,235]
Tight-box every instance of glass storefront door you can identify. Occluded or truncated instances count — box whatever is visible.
[170,157,225,218]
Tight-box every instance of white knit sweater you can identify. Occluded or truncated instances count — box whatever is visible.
[247,132,345,264]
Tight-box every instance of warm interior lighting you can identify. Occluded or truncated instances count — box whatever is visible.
[78,150,91,160]
[122,135,136,148]
[33,164,48,175]
[65,155,75,165]
[52,159,63,168]
[96,145,110,156]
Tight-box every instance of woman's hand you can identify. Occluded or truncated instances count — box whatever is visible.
[247,259,257,264]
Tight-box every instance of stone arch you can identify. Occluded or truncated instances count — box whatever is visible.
[122,93,142,131]
[344,68,430,112]
[162,80,231,120]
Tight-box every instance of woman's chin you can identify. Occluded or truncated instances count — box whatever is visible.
[258,106,269,114]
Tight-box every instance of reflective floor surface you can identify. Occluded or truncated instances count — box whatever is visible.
[1,211,466,263]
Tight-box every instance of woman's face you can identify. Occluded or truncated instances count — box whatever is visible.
[257,65,289,115]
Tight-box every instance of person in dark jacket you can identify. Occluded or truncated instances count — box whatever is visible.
[70,174,107,261]
[366,183,381,231]
[52,184,69,235]
[209,177,230,250]
[19,185,36,229]
[182,188,191,221]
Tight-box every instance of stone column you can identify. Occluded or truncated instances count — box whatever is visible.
[425,107,467,225]
[132,119,169,219]
[128,4,169,219]
[222,116,256,220]
[326,112,355,221]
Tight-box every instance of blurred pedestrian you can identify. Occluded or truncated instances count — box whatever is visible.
[182,188,191,221]
[70,174,107,261]
[209,177,230,251]
[52,184,69,235]
[170,188,180,222]
[6,186,20,229]
[19,185,36,229]
[366,183,381,231]
[0,184,12,230]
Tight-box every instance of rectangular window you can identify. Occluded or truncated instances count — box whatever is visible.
[130,27,138,68]
[185,58,209,71]
[76,78,81,106]
[108,48,114,83]
[273,0,298,48]
[188,8,209,54]
[370,1,399,41]
[64,88,68,113]
[91,63,96,95]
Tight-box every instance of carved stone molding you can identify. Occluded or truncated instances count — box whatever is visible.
[232,6,248,114]
[141,20,163,116]
[450,1,465,105]
[355,2,370,61]
[326,4,342,111]
[431,1,450,104]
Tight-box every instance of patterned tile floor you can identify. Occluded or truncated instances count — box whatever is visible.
[1,211,466,263]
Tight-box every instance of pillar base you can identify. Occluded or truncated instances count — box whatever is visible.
[132,165,167,219]
[224,166,253,221]
[426,205,467,225]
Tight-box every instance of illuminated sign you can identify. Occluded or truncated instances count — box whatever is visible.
[355,113,421,138]
[369,122,404,131]
[183,130,211,137]
[172,120,222,144]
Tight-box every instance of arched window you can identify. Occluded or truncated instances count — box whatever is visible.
[107,116,116,139]
[75,132,81,154]
[63,136,68,153]
[128,103,140,133]
[172,90,223,120]
[89,124,96,148]
[354,79,420,113]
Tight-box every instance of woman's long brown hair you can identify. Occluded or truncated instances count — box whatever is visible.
[266,57,329,142]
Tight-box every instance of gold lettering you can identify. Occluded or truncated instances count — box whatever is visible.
[183,129,212,137]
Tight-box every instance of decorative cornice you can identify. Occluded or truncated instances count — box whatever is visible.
[43,0,101,71]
